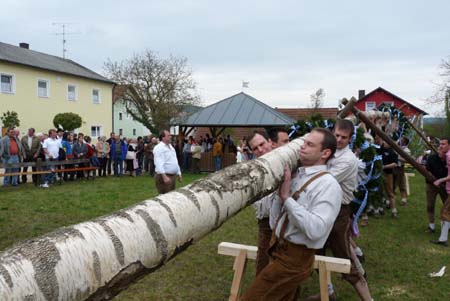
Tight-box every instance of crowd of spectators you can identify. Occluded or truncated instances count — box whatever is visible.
[0,127,260,188]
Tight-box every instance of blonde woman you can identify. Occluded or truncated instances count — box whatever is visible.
[96,136,110,177]
[125,138,137,177]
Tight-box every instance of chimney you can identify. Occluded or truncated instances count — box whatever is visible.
[19,43,29,49]
[358,89,365,100]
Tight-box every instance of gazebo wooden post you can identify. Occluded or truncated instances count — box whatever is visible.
[178,126,186,146]
[210,127,217,138]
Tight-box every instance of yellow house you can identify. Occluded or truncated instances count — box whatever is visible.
[0,41,114,137]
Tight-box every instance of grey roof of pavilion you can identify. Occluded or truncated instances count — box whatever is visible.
[174,92,295,127]
[0,42,113,84]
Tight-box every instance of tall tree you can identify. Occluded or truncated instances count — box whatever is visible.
[309,88,325,111]
[104,50,199,134]
[428,57,450,136]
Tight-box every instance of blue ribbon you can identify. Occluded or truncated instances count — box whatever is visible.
[351,154,382,234]
[348,125,358,149]
[352,190,368,237]
[289,125,300,138]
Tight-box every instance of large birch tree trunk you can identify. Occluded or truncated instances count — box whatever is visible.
[0,138,303,301]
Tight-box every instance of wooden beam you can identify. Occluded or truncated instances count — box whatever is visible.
[404,117,438,153]
[351,108,437,184]
[337,98,356,120]
[216,127,226,137]
[313,255,351,274]
[318,261,329,301]
[218,242,350,273]
[209,127,217,138]
[404,172,415,196]
[229,250,247,301]
[218,242,257,260]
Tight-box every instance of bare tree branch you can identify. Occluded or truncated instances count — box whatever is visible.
[104,50,200,133]
[309,88,325,110]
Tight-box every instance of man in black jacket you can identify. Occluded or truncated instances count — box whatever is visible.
[106,132,115,175]
[425,149,448,233]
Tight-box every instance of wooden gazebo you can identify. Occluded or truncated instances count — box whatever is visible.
[172,92,295,171]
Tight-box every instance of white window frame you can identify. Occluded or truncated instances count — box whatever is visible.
[67,84,78,101]
[365,101,376,111]
[92,88,101,104]
[91,125,103,137]
[37,78,50,98]
[382,101,394,107]
[1,72,16,94]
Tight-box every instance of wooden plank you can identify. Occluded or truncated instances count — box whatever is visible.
[54,167,97,173]
[404,172,415,196]
[0,165,97,178]
[312,255,351,274]
[229,250,247,301]
[0,158,90,169]
[318,261,329,301]
[218,242,258,260]
[218,242,351,273]
[0,171,51,177]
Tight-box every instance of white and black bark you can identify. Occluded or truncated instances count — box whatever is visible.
[0,139,303,301]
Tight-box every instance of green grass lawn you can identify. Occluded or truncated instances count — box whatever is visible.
[1,172,449,300]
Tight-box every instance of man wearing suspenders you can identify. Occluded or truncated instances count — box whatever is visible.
[307,119,373,300]
[241,128,342,301]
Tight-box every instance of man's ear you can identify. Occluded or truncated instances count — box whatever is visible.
[269,139,276,148]
[321,148,332,162]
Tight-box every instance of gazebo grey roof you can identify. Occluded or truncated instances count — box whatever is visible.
[175,92,295,127]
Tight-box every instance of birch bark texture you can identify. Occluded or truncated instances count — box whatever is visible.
[0,138,303,301]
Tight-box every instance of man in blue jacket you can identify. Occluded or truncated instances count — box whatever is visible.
[110,134,127,176]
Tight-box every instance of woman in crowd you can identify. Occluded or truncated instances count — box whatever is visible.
[72,133,87,179]
[96,136,110,177]
[61,132,75,181]
[125,138,137,177]
[84,136,96,177]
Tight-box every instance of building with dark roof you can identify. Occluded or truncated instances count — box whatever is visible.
[0,41,114,137]
[355,87,427,117]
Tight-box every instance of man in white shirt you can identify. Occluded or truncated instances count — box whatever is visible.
[242,128,342,301]
[249,128,290,275]
[307,119,373,301]
[154,130,182,194]
[42,129,62,188]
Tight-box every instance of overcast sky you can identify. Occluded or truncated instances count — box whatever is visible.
[2,0,449,115]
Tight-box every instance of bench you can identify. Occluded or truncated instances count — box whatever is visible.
[218,242,351,301]
[0,158,96,185]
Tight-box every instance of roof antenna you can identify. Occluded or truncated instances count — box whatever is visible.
[52,22,80,59]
